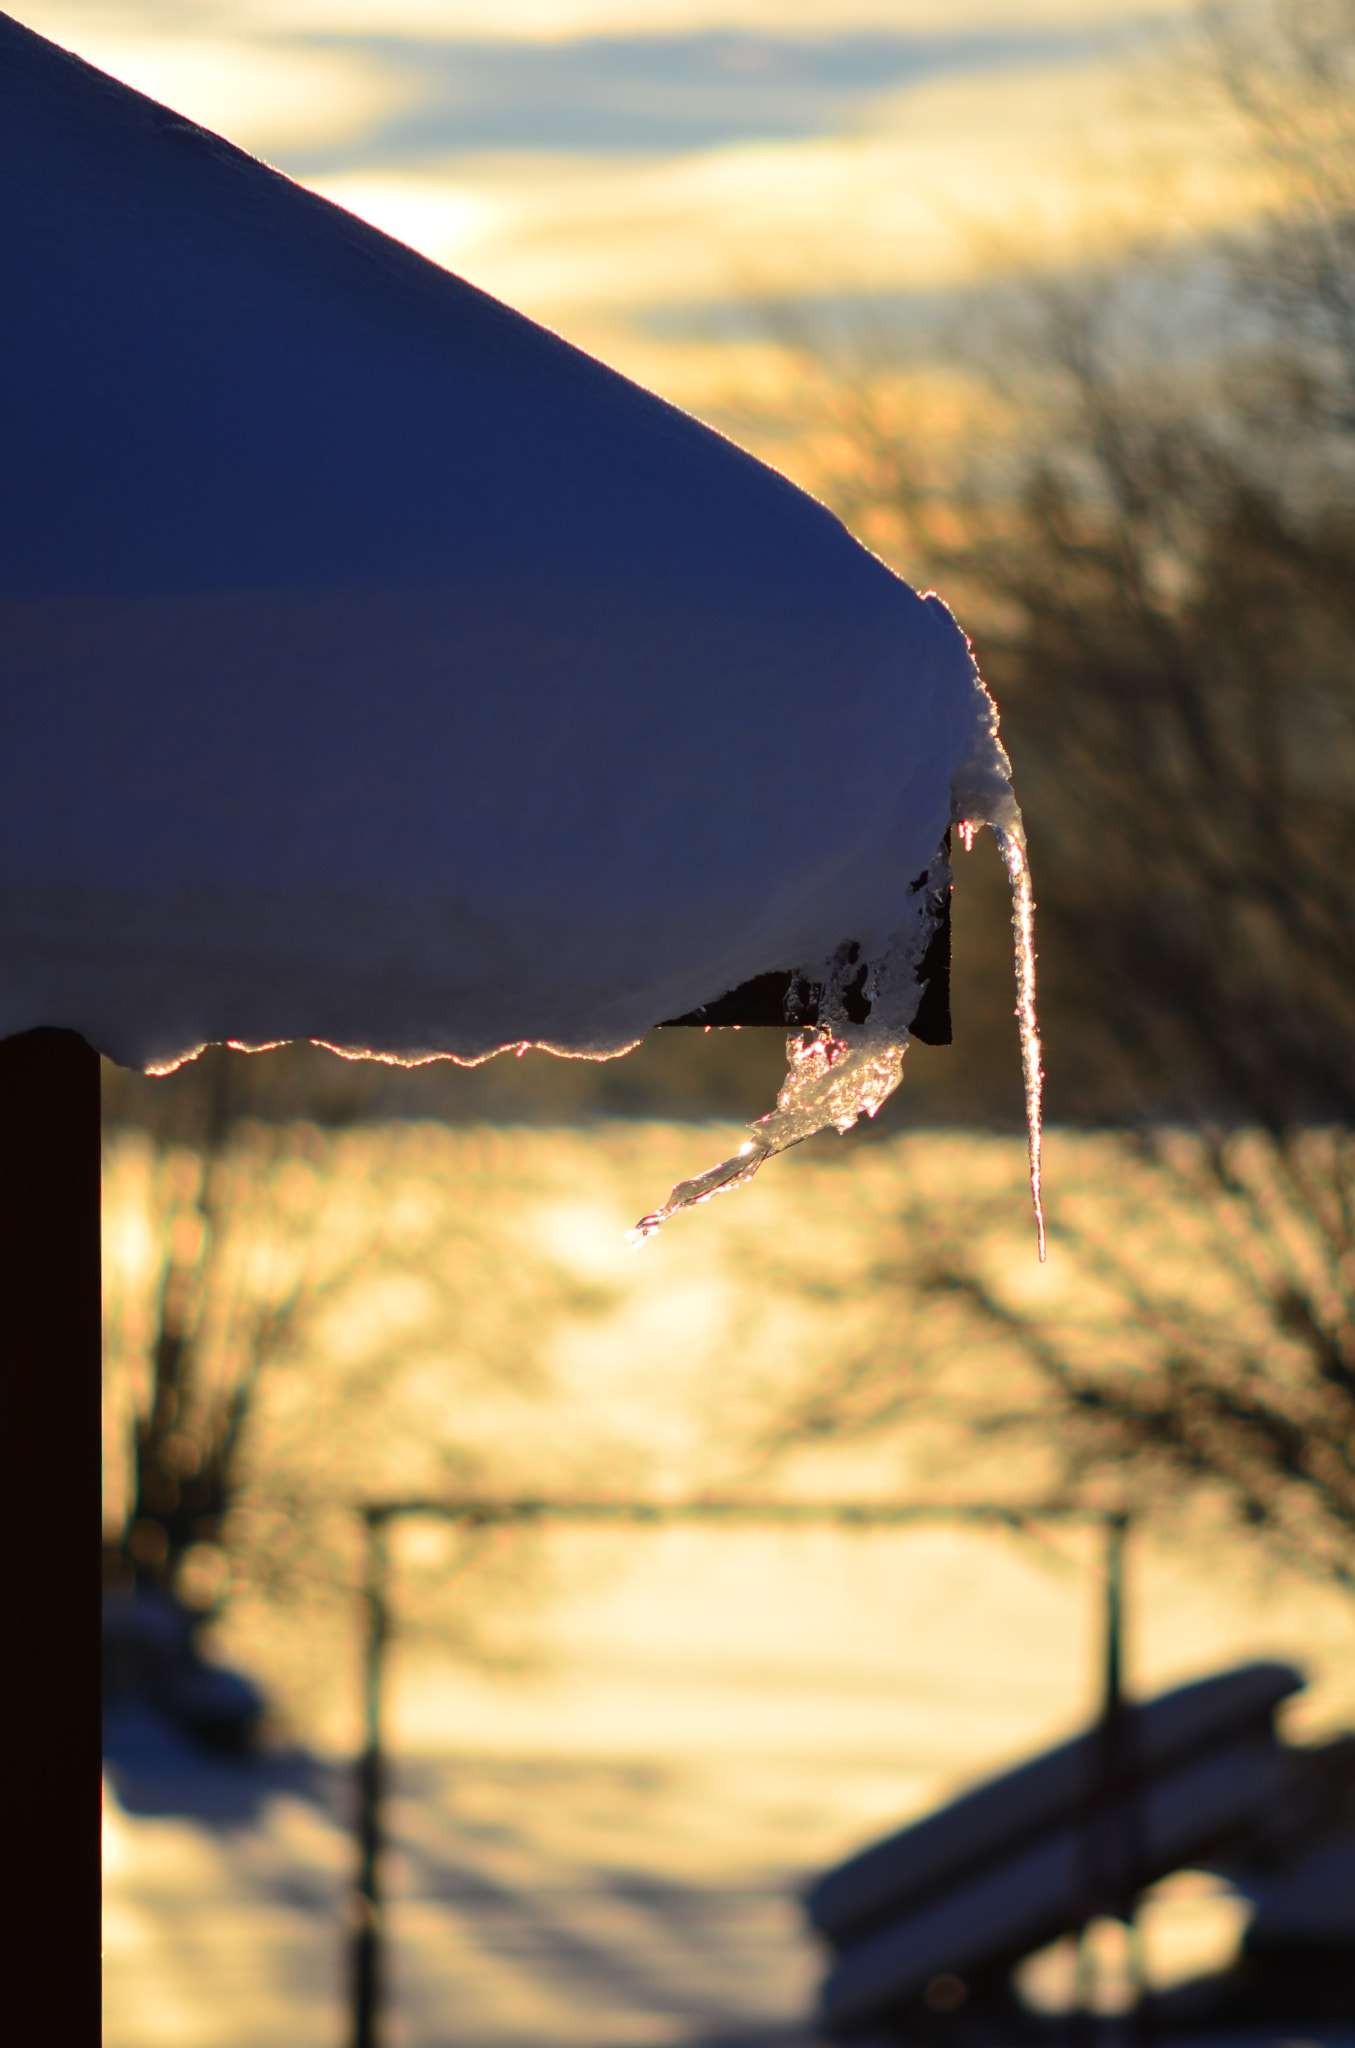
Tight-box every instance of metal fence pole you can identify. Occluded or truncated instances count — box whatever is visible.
[351,1509,389,2048]
[1107,1514,1147,2042]
[1074,1511,1144,2045]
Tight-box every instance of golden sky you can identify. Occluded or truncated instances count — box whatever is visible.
[13,1,1258,400]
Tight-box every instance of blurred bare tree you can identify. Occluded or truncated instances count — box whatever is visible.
[752,0,1355,1578]
[103,1049,308,1605]
[101,1031,793,1646]
[758,1127,1355,1588]
[102,1047,623,1652]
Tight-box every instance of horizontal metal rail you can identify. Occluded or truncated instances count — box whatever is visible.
[356,1495,1101,1529]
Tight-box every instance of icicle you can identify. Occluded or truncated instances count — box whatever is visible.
[998,823,1044,1259]
[955,816,1045,1260]
[950,655,1045,1260]
[629,1022,910,1244]
[629,847,946,1246]
[631,635,1045,1255]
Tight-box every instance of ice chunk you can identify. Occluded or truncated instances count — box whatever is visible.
[634,645,1046,1256]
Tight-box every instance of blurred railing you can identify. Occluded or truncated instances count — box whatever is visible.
[348,1497,1136,2048]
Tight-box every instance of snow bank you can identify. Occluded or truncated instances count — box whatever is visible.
[0,15,1006,1078]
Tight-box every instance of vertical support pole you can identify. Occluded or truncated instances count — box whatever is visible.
[0,1028,102,2039]
[1104,1513,1126,1721]
[1075,1512,1141,2044]
[352,1509,389,2048]
[1106,1514,1146,2040]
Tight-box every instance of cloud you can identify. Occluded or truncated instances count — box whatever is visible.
[16,1,1191,42]
[278,27,1098,169]
[14,12,410,158]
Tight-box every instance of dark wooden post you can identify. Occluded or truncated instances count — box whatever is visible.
[0,1028,102,2039]
[351,1509,389,2048]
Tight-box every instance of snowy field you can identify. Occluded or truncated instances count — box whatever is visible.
[104,1513,1355,2048]
[104,1744,821,2048]
[101,1122,1355,2043]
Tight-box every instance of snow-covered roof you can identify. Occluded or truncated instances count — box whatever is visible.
[0,12,990,1075]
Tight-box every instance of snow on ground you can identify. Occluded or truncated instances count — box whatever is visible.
[103,1743,824,2048]
[104,1516,1355,2047]
[101,1123,1355,2042]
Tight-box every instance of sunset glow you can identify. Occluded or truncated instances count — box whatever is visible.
[9,1,1261,405]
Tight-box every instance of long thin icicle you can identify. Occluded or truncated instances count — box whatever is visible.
[997,823,1045,1261]
[951,643,1045,1259]
[959,814,1045,1260]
